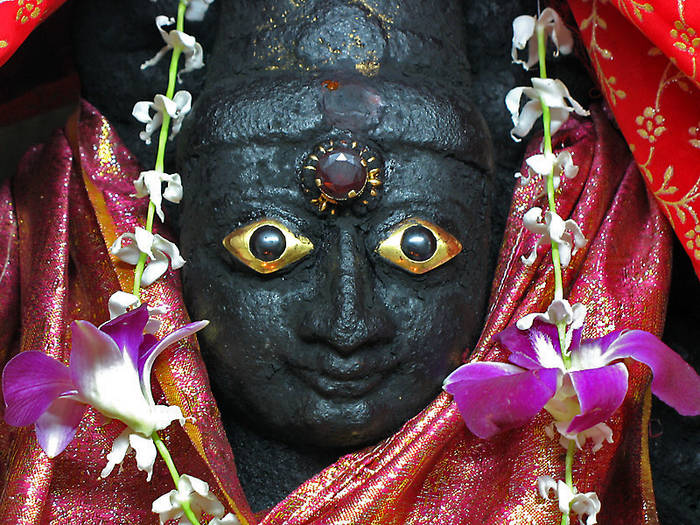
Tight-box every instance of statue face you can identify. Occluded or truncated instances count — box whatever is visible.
[178,78,493,447]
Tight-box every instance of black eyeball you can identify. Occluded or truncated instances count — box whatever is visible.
[400,225,437,262]
[249,225,286,262]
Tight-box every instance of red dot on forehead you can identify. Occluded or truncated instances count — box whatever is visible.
[317,148,367,200]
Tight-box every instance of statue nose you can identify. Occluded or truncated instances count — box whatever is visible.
[299,227,395,354]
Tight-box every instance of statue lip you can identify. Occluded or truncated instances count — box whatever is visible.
[293,367,385,398]
[285,355,399,398]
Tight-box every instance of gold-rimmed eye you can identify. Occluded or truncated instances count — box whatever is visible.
[376,218,462,274]
[223,219,313,274]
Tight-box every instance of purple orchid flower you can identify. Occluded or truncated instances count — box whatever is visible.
[2,305,207,479]
[443,319,700,442]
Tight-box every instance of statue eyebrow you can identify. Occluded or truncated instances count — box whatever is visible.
[181,78,493,172]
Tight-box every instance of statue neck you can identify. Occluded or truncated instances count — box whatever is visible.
[223,418,349,513]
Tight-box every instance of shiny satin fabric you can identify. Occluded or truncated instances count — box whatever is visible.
[0,102,670,524]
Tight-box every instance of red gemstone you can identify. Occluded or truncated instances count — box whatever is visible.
[316,148,367,200]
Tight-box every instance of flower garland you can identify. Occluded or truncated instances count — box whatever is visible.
[1,1,239,524]
[443,8,700,525]
[1,3,699,525]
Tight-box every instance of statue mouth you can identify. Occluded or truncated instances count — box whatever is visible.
[285,356,399,399]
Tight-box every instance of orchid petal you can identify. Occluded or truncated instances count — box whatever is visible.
[567,363,628,434]
[511,15,536,69]
[129,432,157,481]
[152,234,186,269]
[537,475,558,500]
[99,305,148,367]
[498,321,564,370]
[139,321,209,404]
[162,173,183,204]
[570,491,602,525]
[134,227,156,259]
[35,397,87,457]
[557,151,579,179]
[132,101,153,124]
[444,362,558,438]
[153,94,178,118]
[151,404,185,431]
[540,8,574,56]
[2,351,76,426]
[141,253,170,287]
[134,170,166,221]
[110,233,142,265]
[601,330,700,415]
[523,207,547,235]
[183,474,226,517]
[172,90,192,113]
[101,427,130,478]
[151,490,182,523]
[186,0,215,22]
[531,78,568,109]
[108,291,140,319]
[549,107,571,135]
[511,99,543,140]
[526,153,556,176]
[556,480,575,514]
[70,321,153,434]
[140,46,169,70]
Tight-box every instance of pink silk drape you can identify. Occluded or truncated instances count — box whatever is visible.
[0,101,671,524]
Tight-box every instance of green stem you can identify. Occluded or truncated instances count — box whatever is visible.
[132,0,188,299]
[536,25,569,367]
[153,432,202,525]
[559,440,577,525]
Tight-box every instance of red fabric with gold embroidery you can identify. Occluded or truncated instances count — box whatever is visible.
[0,0,65,68]
[567,0,700,277]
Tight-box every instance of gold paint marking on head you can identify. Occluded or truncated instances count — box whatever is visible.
[369,179,382,187]
[315,178,322,187]
[347,190,358,198]
[303,165,316,171]
[308,154,319,161]
[366,156,376,163]
[368,168,380,176]
[370,189,377,197]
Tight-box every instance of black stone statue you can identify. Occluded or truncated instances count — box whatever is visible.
[65,0,698,517]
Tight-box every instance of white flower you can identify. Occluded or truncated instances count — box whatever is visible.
[521,208,586,268]
[209,514,241,525]
[132,91,192,145]
[525,150,579,191]
[512,8,574,70]
[537,476,601,525]
[546,421,614,453]
[108,291,168,334]
[134,170,184,222]
[152,474,227,525]
[186,0,215,22]
[110,227,186,286]
[141,16,204,79]
[506,78,589,141]
[517,299,586,331]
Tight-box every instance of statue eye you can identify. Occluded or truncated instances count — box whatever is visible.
[223,219,314,274]
[376,219,462,274]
